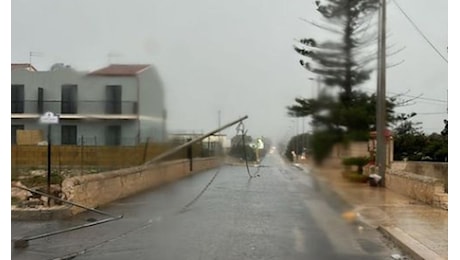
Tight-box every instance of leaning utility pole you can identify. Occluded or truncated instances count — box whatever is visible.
[376,0,387,185]
[143,115,248,166]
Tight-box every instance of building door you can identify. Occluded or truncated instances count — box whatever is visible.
[61,84,78,114]
[106,85,122,114]
[11,85,24,113]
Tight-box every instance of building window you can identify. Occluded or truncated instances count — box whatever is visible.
[11,125,24,144]
[105,125,121,146]
[11,85,24,113]
[61,84,78,114]
[61,125,77,145]
[105,85,122,114]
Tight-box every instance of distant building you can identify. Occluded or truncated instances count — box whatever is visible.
[168,132,203,144]
[11,63,167,145]
[11,63,37,72]
[202,134,229,153]
[168,132,229,154]
[230,134,253,147]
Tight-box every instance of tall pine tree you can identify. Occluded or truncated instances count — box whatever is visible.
[288,0,384,163]
[294,0,379,105]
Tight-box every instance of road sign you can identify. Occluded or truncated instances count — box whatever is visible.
[39,111,59,206]
[40,112,59,124]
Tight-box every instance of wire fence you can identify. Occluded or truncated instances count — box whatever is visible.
[11,138,221,180]
[74,136,144,146]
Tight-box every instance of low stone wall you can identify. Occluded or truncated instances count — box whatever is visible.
[392,161,448,193]
[61,158,220,215]
[385,170,445,207]
[12,158,220,219]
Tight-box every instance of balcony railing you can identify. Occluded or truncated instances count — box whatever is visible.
[11,100,138,116]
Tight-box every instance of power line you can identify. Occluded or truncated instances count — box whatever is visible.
[391,94,447,103]
[416,112,447,115]
[392,0,448,63]
[361,87,447,104]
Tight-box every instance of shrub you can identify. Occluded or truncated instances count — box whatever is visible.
[229,145,257,162]
[342,156,370,174]
[19,172,64,187]
[342,171,369,183]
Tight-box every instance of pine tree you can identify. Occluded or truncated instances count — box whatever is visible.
[294,0,379,105]
[287,0,387,163]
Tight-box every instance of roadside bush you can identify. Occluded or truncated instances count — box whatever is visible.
[18,172,64,188]
[229,145,257,162]
[342,171,369,183]
[342,156,370,174]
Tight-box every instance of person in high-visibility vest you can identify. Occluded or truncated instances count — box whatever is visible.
[255,138,264,163]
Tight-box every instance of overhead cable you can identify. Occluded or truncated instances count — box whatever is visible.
[392,0,448,63]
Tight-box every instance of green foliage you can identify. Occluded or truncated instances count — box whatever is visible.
[18,172,64,188]
[229,145,257,162]
[342,171,369,183]
[284,133,312,161]
[310,131,341,164]
[229,134,271,162]
[394,132,447,162]
[393,112,422,136]
[392,114,447,162]
[342,156,369,167]
[288,91,396,137]
[342,156,370,174]
[286,91,397,164]
[289,0,391,164]
[294,0,379,101]
[284,131,339,164]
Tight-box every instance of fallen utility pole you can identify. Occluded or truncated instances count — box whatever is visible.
[12,184,123,248]
[143,115,249,166]
[13,115,248,249]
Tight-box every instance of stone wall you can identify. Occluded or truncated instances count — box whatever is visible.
[385,171,444,204]
[387,161,448,210]
[60,158,219,215]
[392,161,448,193]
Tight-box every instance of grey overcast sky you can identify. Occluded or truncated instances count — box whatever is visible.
[10,0,448,142]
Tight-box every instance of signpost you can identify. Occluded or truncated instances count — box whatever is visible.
[39,112,59,206]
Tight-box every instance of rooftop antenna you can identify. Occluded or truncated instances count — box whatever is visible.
[29,51,43,65]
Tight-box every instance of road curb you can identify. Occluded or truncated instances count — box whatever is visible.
[377,225,445,260]
[12,206,72,220]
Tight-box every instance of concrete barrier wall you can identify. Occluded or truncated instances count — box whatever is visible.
[61,158,220,215]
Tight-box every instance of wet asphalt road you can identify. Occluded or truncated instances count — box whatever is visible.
[12,153,404,260]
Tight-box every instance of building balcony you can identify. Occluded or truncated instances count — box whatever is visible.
[11,100,138,120]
